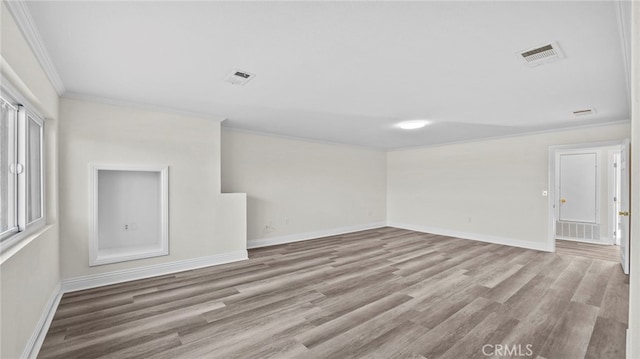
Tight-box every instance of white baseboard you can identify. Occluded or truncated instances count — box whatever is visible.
[24,250,247,358]
[627,329,630,359]
[247,222,387,249]
[555,236,615,245]
[61,250,248,293]
[22,283,63,359]
[387,222,553,252]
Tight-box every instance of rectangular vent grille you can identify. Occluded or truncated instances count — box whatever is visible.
[225,69,255,86]
[518,42,564,66]
[556,220,600,241]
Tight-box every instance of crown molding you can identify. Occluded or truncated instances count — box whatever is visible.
[62,92,227,122]
[221,126,387,152]
[615,0,631,105]
[387,119,631,152]
[4,0,66,95]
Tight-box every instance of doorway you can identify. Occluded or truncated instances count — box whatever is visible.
[548,140,630,274]
[556,151,600,242]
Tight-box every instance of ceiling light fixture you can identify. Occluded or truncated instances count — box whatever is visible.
[397,120,429,130]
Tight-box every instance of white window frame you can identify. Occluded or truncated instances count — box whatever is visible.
[23,109,45,227]
[0,97,19,240]
[0,86,46,253]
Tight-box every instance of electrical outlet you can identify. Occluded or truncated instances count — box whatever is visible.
[265,222,276,233]
[123,222,138,231]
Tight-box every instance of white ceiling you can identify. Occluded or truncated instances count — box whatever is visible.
[25,1,630,149]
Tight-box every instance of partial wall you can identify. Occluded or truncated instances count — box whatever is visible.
[387,123,630,251]
[627,0,640,356]
[221,130,386,247]
[1,2,61,358]
[58,98,246,280]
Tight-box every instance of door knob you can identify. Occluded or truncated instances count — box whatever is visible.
[560,198,567,204]
[619,211,630,216]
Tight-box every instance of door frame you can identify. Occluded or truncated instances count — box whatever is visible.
[609,150,623,246]
[547,140,626,252]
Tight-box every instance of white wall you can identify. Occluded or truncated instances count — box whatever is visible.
[628,1,639,357]
[0,7,58,120]
[59,98,246,279]
[387,123,630,251]
[221,130,386,246]
[97,170,161,250]
[0,3,61,359]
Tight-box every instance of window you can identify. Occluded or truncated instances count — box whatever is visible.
[26,114,44,224]
[0,92,45,249]
[0,98,18,238]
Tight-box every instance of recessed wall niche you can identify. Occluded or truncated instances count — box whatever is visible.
[89,164,169,266]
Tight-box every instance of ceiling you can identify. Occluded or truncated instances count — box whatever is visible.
[24,1,631,149]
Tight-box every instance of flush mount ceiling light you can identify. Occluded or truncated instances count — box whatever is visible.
[397,120,429,130]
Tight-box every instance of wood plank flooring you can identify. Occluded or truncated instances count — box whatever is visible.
[556,239,621,262]
[38,228,629,359]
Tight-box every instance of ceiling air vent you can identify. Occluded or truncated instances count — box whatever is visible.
[225,69,255,86]
[518,41,564,66]
[572,108,595,117]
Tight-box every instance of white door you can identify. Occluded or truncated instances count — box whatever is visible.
[559,153,598,223]
[619,141,630,274]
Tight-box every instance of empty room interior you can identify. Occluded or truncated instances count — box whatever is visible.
[1,1,640,358]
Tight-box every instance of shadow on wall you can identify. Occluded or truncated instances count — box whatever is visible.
[247,195,274,242]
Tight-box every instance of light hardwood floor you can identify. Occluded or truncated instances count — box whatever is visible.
[556,239,621,262]
[38,228,629,359]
